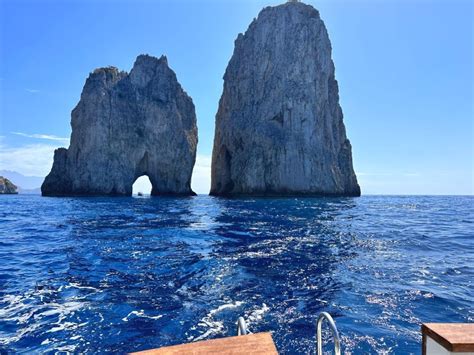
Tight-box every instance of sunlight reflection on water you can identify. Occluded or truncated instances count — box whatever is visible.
[0,195,472,353]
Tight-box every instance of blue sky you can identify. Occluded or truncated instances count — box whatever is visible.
[0,0,472,194]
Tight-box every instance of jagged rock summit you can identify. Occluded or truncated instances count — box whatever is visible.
[42,54,197,196]
[210,1,360,196]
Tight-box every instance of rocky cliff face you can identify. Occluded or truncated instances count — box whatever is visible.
[210,1,360,196]
[0,177,18,194]
[42,55,197,196]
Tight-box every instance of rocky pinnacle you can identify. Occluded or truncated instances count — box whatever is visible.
[210,1,360,196]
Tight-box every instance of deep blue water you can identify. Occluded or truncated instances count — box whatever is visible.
[0,195,472,354]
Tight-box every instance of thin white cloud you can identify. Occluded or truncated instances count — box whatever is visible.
[356,171,421,177]
[25,89,40,93]
[192,154,212,194]
[356,172,393,177]
[12,131,70,143]
[0,142,57,177]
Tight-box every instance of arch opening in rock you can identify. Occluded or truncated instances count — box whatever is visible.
[132,175,153,196]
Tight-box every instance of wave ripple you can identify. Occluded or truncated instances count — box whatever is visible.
[0,195,473,353]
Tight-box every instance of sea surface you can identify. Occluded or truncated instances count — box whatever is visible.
[0,195,472,354]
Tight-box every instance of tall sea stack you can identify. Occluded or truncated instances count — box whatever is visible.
[42,55,197,196]
[210,1,360,196]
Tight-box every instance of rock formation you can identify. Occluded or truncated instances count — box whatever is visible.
[210,1,360,196]
[42,55,197,196]
[0,176,18,194]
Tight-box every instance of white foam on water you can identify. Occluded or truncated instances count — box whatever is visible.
[122,310,163,322]
[66,282,101,292]
[188,300,245,342]
[209,301,244,316]
[0,291,88,346]
[47,321,88,333]
[246,303,270,326]
[191,325,224,342]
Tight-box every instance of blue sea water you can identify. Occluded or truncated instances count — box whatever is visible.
[0,195,472,354]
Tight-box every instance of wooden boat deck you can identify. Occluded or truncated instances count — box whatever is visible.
[131,332,278,355]
[422,323,474,353]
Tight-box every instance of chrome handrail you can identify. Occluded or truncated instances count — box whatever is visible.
[316,312,341,355]
[236,316,248,336]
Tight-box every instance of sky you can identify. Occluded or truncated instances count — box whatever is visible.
[0,0,472,195]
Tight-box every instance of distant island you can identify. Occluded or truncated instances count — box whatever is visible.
[0,170,42,194]
[0,176,18,194]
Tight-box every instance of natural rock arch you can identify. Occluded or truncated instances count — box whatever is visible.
[42,55,197,197]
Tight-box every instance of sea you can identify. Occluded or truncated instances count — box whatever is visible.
[0,195,472,354]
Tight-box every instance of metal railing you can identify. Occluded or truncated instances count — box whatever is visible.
[316,312,341,355]
[236,316,249,336]
[235,312,340,354]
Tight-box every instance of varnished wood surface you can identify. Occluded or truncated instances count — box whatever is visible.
[130,332,279,355]
[422,323,474,352]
